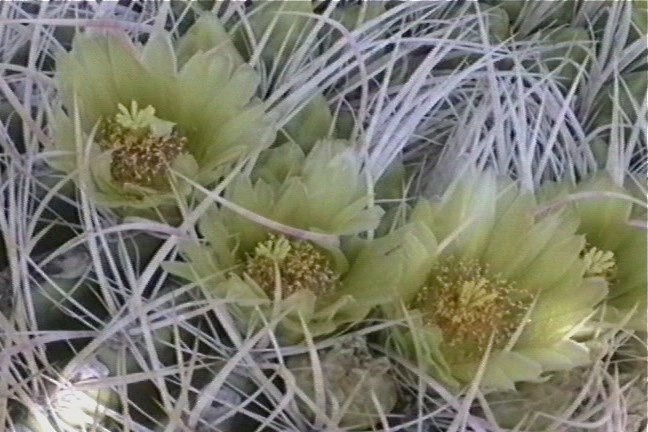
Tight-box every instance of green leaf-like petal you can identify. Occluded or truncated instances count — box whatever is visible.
[175,15,244,67]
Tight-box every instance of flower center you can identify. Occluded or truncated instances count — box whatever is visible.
[99,101,188,190]
[244,234,340,299]
[413,257,531,359]
[581,246,617,285]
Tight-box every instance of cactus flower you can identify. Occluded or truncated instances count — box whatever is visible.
[539,173,647,331]
[167,140,412,342]
[385,173,608,391]
[49,22,275,214]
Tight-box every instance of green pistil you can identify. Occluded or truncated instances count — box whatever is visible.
[581,246,617,283]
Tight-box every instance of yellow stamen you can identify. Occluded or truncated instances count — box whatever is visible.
[99,102,187,190]
[244,234,339,299]
[413,257,531,359]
